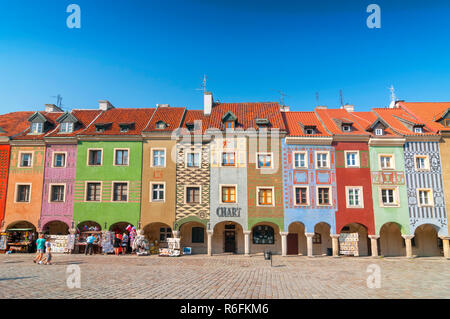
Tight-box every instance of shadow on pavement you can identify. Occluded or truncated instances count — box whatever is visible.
[0,276,38,281]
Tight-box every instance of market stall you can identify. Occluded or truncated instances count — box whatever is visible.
[5,228,36,253]
[74,231,102,254]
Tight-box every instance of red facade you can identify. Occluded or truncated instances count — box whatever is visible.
[334,141,375,235]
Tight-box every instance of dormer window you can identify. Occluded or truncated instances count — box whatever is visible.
[119,122,134,133]
[225,121,234,129]
[375,128,384,136]
[94,123,111,133]
[305,128,315,135]
[31,122,43,134]
[414,127,423,133]
[186,123,195,132]
[342,125,352,132]
[156,121,167,129]
[60,122,73,133]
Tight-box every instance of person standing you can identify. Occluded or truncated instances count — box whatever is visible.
[121,232,129,255]
[41,240,52,265]
[85,233,97,255]
[113,234,121,256]
[33,234,45,264]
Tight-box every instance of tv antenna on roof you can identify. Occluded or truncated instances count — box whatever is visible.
[315,92,320,106]
[195,75,207,93]
[51,94,63,108]
[271,89,288,106]
[340,89,344,107]
[389,85,396,108]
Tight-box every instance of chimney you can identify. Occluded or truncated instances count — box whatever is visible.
[156,104,170,108]
[342,104,354,112]
[280,105,290,112]
[316,105,328,110]
[45,104,63,113]
[99,100,114,111]
[204,91,213,115]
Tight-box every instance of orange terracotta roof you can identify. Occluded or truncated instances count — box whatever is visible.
[315,108,370,136]
[208,102,285,131]
[82,108,156,135]
[12,111,63,140]
[179,110,210,134]
[0,111,35,138]
[45,109,103,137]
[143,107,185,132]
[398,102,450,132]
[372,108,436,136]
[350,111,399,137]
[281,111,330,137]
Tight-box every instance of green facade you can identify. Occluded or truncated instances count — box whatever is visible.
[73,140,142,230]
[369,145,410,235]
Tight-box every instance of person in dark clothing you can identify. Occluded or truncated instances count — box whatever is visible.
[113,234,121,256]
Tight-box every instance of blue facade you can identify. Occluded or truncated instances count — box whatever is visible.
[281,140,338,234]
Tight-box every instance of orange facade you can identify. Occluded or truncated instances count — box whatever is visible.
[2,144,45,231]
[0,144,11,227]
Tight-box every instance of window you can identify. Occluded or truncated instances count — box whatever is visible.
[192,227,204,243]
[16,185,31,202]
[258,124,268,131]
[414,127,423,133]
[379,155,394,170]
[225,121,234,129]
[294,187,308,205]
[19,153,32,167]
[257,188,274,206]
[186,152,200,167]
[252,225,274,245]
[60,122,73,133]
[345,151,359,168]
[30,122,43,134]
[414,155,429,171]
[257,153,272,169]
[221,186,236,203]
[316,152,329,169]
[96,126,105,133]
[50,185,65,202]
[346,187,363,208]
[112,183,128,202]
[342,125,352,132]
[312,233,322,244]
[293,152,307,169]
[380,188,398,206]
[186,187,200,204]
[53,153,66,168]
[151,183,165,202]
[445,119,450,127]
[86,183,101,201]
[417,189,433,207]
[221,152,235,166]
[160,227,172,242]
[115,149,129,166]
[156,121,167,129]
[317,187,331,205]
[152,149,165,167]
[88,150,102,166]
[375,128,384,136]
[305,128,315,135]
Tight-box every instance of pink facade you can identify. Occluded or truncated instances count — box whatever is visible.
[40,144,77,230]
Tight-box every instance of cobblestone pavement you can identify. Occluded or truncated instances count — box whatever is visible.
[0,254,448,299]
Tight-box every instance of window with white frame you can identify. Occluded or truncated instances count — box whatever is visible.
[112,183,128,202]
[115,149,129,166]
[294,186,309,205]
[88,150,102,166]
[345,151,359,168]
[186,186,200,204]
[375,128,384,136]
[380,188,398,206]
[414,155,430,171]
[186,152,200,167]
[257,153,272,168]
[19,153,33,167]
[379,155,394,170]
[221,152,235,166]
[221,186,237,203]
[414,127,423,133]
[30,122,43,134]
[317,187,331,205]
[53,153,66,168]
[60,122,73,133]
[417,189,433,207]
[293,152,307,169]
[151,183,165,202]
[316,152,329,169]
[257,187,274,206]
[50,185,65,202]
[152,149,165,167]
[86,183,101,202]
[346,187,363,208]
[16,184,31,202]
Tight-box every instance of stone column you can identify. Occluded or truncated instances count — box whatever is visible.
[330,234,340,257]
[207,230,213,256]
[368,235,380,257]
[305,232,314,257]
[402,235,414,258]
[172,230,180,238]
[440,236,450,258]
[244,231,251,256]
[280,232,288,256]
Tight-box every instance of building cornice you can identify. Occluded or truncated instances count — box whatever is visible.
[0,137,10,144]
[332,135,370,142]
[285,136,333,145]
[404,135,441,142]
[10,139,46,146]
[44,137,78,144]
[77,135,143,142]
[368,137,406,146]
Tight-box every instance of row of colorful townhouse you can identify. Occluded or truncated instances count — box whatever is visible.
[0,94,449,258]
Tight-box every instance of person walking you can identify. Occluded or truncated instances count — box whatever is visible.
[41,239,52,265]
[33,234,45,264]
[85,233,97,255]
[113,233,121,256]
[121,232,129,255]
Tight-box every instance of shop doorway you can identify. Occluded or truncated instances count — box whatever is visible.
[414,224,442,257]
[43,221,69,235]
[313,222,332,256]
[287,222,307,255]
[339,223,370,256]
[224,226,236,253]
[379,222,405,257]
[287,234,298,255]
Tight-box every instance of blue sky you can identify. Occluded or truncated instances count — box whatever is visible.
[0,0,449,113]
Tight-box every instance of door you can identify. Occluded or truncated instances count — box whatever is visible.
[224,230,236,253]
[287,233,298,255]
